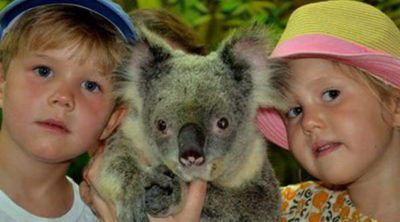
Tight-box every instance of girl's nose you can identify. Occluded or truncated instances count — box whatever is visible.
[301,108,324,135]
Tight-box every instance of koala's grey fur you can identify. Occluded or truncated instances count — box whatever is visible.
[94,25,284,222]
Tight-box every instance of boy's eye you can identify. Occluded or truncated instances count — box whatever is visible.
[34,66,52,78]
[286,106,302,118]
[322,89,340,101]
[82,80,101,92]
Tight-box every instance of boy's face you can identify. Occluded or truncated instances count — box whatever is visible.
[282,58,400,185]
[0,47,125,163]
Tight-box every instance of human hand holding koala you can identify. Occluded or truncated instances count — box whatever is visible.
[80,146,118,221]
[80,145,207,222]
[88,25,284,221]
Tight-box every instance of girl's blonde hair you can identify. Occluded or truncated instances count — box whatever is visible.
[332,61,400,107]
[274,59,400,109]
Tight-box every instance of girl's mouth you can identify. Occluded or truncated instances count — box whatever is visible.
[312,142,341,158]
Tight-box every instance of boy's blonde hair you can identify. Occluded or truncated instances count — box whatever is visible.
[0,5,129,78]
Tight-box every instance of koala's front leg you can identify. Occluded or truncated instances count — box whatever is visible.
[144,165,187,217]
[95,134,150,222]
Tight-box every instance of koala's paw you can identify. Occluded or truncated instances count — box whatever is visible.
[144,166,186,217]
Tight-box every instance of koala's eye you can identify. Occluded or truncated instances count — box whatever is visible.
[217,117,229,130]
[156,119,167,132]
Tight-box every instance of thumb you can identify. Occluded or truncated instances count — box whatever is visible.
[179,180,207,221]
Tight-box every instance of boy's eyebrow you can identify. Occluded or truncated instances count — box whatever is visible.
[29,51,89,65]
[31,53,52,59]
[27,51,109,77]
[20,52,56,62]
[26,52,72,65]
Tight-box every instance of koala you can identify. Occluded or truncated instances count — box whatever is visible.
[94,25,284,222]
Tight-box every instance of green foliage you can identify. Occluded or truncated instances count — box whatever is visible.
[120,0,400,49]
[130,0,295,49]
[67,152,90,183]
[0,1,8,10]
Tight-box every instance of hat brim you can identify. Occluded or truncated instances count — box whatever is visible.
[257,107,288,149]
[0,0,137,42]
[258,34,400,149]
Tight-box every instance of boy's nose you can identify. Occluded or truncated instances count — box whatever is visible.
[48,90,75,111]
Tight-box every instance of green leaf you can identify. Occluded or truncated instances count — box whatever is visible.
[232,4,250,16]
[192,15,211,26]
[137,0,163,8]
[221,1,242,13]
[194,1,209,13]
[252,1,276,10]
[225,19,246,27]
[0,0,10,10]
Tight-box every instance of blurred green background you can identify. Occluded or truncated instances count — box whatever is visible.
[0,0,399,185]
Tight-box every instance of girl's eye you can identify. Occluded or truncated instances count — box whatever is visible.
[287,106,302,118]
[322,89,340,101]
[34,66,52,78]
[82,80,101,92]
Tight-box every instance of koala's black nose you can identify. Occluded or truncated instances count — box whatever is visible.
[178,123,205,167]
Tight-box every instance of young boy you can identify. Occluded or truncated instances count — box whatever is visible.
[0,0,135,221]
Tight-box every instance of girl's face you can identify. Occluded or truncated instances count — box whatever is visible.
[283,58,400,185]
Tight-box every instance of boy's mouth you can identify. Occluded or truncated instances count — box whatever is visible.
[36,119,70,134]
[312,141,341,158]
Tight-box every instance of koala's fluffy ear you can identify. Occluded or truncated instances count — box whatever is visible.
[218,25,287,109]
[115,27,174,116]
[125,26,174,82]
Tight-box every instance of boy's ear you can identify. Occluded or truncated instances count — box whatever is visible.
[99,105,128,140]
[0,63,6,107]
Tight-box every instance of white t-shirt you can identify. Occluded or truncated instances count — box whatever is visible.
[0,177,97,222]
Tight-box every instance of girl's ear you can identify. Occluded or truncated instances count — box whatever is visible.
[0,63,6,108]
[389,94,400,127]
[99,105,128,140]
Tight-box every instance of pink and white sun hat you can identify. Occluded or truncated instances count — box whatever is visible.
[257,0,400,149]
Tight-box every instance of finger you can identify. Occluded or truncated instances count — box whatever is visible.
[84,146,106,186]
[183,180,207,212]
[90,186,118,222]
[176,180,207,222]
[148,215,174,222]
[79,180,92,205]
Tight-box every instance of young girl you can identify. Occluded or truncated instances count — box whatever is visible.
[257,1,400,221]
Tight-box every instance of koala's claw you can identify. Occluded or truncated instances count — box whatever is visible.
[144,166,183,217]
[145,184,174,215]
